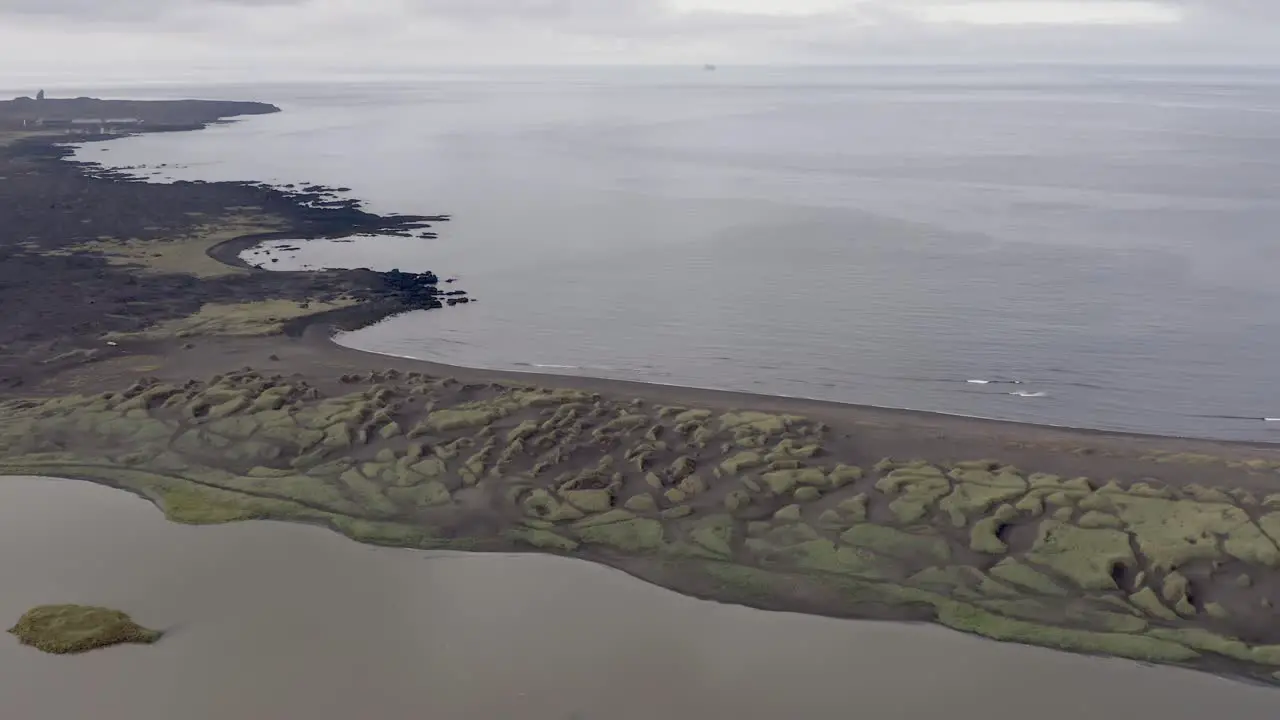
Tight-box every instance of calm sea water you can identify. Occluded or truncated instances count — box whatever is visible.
[59,66,1280,441]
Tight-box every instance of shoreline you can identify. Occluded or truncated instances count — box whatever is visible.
[324,329,1280,452]
[67,107,1277,450]
[3,100,1280,688]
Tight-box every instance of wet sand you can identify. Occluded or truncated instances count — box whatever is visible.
[2,476,1276,720]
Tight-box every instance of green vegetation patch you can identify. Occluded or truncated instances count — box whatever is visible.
[673,409,711,423]
[937,602,1198,664]
[939,470,1027,527]
[573,509,636,529]
[338,469,398,515]
[876,466,951,524]
[829,464,863,488]
[1077,511,1124,530]
[794,487,822,503]
[719,411,801,445]
[624,493,657,512]
[1109,495,1280,570]
[840,524,951,564]
[421,407,508,433]
[1145,628,1280,667]
[113,299,355,338]
[1128,587,1179,621]
[575,518,665,552]
[1259,513,1280,547]
[907,565,986,597]
[563,489,614,513]
[522,489,584,522]
[724,490,751,512]
[8,605,162,654]
[690,515,735,558]
[661,505,694,520]
[970,516,1010,555]
[773,504,803,522]
[720,452,763,475]
[1068,608,1148,634]
[386,481,452,509]
[989,559,1067,596]
[201,472,361,517]
[507,527,580,552]
[1026,520,1136,591]
[837,494,869,522]
[720,411,788,432]
[977,598,1065,625]
[331,518,436,548]
[762,468,825,495]
[773,539,887,579]
[703,561,783,600]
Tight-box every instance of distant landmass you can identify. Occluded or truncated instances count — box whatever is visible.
[0,96,280,132]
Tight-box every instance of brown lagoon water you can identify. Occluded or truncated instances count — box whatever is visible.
[1,475,1277,720]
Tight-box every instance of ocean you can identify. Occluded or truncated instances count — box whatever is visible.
[50,65,1280,441]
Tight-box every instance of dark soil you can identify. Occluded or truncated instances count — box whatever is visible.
[0,104,461,392]
[0,97,280,132]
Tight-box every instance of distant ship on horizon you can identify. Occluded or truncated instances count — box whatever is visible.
[703,64,717,71]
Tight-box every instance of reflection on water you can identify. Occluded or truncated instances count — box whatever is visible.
[1,476,1276,720]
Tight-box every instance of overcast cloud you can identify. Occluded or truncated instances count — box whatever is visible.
[0,0,1276,85]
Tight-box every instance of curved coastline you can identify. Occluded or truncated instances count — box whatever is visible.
[209,227,1280,453]
[5,103,1280,689]
[324,328,1280,451]
[111,107,1277,450]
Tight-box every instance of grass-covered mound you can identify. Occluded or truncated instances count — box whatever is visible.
[8,605,162,654]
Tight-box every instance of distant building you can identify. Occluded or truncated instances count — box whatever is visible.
[31,117,145,135]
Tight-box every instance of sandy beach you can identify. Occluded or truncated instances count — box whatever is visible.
[2,99,1280,688]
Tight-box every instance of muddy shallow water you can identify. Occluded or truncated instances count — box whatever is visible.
[1,476,1276,720]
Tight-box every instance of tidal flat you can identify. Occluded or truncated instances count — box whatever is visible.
[3,365,1280,686]
[4,475,1280,720]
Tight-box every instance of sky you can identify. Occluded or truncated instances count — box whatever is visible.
[0,0,1276,85]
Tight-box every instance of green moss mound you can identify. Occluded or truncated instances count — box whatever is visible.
[13,374,1280,684]
[8,605,162,654]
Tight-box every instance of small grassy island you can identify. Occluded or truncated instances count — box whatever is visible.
[8,605,163,654]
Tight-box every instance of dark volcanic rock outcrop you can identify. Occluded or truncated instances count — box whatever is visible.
[0,97,279,132]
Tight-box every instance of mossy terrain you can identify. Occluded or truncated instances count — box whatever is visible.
[8,605,162,654]
[61,214,286,278]
[3,370,1280,684]
[109,298,358,339]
